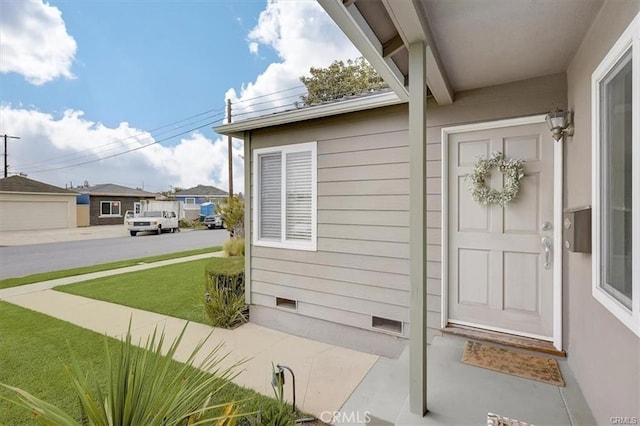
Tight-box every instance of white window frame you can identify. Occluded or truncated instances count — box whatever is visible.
[185,197,196,205]
[99,200,121,217]
[592,12,640,337]
[252,141,317,251]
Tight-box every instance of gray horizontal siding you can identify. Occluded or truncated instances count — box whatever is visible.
[252,246,409,275]
[250,106,410,338]
[319,179,409,196]
[318,224,409,243]
[252,270,408,308]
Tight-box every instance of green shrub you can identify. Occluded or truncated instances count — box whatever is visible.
[223,238,245,257]
[204,258,247,328]
[216,196,245,238]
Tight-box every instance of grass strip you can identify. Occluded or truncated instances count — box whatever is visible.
[0,301,284,425]
[0,246,221,289]
[56,258,213,324]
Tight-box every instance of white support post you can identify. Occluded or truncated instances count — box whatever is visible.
[553,136,563,351]
[408,40,428,416]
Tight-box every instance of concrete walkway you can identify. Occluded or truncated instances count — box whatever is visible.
[0,253,378,419]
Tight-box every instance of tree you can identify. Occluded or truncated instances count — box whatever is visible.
[299,57,388,106]
[216,196,244,238]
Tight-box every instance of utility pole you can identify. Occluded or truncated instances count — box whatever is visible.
[227,99,233,198]
[2,134,20,178]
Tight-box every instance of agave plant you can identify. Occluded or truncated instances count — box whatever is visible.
[1,322,244,425]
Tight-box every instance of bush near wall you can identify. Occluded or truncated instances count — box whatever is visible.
[223,238,245,257]
[204,257,247,328]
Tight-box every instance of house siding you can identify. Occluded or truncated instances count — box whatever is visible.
[566,1,640,423]
[89,196,147,226]
[248,105,410,355]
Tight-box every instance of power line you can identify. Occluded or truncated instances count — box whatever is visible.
[25,119,219,174]
[18,111,226,172]
[14,108,226,169]
[231,91,307,113]
[229,84,305,105]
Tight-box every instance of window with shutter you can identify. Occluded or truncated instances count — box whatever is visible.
[253,142,317,251]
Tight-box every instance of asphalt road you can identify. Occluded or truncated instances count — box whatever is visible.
[0,229,229,280]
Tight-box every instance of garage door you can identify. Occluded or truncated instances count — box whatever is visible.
[0,200,69,231]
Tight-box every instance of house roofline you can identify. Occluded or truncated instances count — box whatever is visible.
[84,192,157,197]
[213,91,404,138]
[0,191,78,196]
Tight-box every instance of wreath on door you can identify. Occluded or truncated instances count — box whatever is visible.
[467,152,525,206]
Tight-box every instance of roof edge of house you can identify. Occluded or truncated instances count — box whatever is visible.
[214,91,404,138]
[0,190,78,196]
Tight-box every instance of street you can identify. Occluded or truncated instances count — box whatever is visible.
[0,228,229,279]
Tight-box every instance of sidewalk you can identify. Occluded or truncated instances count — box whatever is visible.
[0,253,378,419]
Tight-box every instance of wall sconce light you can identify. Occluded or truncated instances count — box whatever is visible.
[545,110,574,141]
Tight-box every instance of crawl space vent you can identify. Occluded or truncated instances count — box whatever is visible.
[275,297,297,310]
[372,316,402,334]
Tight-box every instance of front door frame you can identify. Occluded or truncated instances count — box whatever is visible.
[441,114,563,351]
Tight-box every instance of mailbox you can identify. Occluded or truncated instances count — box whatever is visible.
[563,206,591,253]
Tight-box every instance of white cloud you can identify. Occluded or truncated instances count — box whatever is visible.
[0,0,357,196]
[229,0,359,119]
[0,105,244,194]
[0,0,77,85]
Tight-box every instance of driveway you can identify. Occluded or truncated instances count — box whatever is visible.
[0,226,229,279]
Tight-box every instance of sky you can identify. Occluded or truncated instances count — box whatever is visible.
[0,0,359,194]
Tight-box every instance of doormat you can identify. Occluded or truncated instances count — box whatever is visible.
[462,341,565,386]
[487,412,533,426]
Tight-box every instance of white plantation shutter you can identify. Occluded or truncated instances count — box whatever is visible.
[259,153,282,239]
[253,141,316,251]
[285,151,312,241]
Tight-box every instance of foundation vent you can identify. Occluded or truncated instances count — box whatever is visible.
[372,316,403,334]
[275,297,297,310]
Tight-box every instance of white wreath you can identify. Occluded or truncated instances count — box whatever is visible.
[467,152,525,206]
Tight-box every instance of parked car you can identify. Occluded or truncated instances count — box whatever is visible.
[203,215,224,229]
[126,210,179,236]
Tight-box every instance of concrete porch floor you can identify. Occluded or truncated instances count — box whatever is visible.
[340,336,596,426]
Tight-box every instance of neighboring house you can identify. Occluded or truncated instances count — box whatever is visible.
[215,1,640,425]
[174,185,228,220]
[0,175,77,231]
[80,184,157,226]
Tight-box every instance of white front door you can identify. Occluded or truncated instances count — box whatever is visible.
[447,121,555,339]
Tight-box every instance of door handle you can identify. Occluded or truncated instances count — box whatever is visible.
[541,236,552,270]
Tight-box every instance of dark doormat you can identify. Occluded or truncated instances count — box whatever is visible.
[462,341,565,386]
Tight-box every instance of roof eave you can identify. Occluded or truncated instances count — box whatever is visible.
[319,0,454,105]
[86,192,157,197]
[214,91,403,138]
[319,0,409,102]
[0,190,78,196]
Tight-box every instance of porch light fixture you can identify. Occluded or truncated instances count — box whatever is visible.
[545,110,574,141]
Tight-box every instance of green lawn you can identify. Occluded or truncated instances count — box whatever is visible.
[0,247,221,289]
[55,258,212,324]
[0,301,284,424]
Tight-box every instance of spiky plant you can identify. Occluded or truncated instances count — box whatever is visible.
[1,322,244,425]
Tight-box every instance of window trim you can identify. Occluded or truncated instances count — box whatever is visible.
[591,12,640,337]
[99,200,122,217]
[252,141,317,251]
[185,197,196,205]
